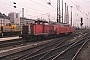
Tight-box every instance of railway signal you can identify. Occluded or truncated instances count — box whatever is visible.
[80,17,83,26]
[80,23,83,26]
[13,2,16,8]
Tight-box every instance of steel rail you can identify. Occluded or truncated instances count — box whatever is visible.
[71,38,89,60]
[14,33,79,60]
[13,37,66,60]
[51,33,90,60]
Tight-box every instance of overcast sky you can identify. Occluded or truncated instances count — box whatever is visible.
[0,0,90,27]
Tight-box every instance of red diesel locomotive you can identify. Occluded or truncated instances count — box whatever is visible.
[20,20,73,41]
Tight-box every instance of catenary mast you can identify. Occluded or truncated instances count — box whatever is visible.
[57,0,61,23]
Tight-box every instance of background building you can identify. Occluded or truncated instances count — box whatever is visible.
[0,12,10,25]
[20,17,35,26]
[8,12,20,25]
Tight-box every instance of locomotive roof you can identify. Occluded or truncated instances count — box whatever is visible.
[56,23,71,27]
[35,20,48,23]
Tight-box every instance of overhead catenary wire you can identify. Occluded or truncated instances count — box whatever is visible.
[1,0,55,20]
[65,3,85,18]
[25,11,56,18]
[0,0,55,14]
[0,0,56,19]
[25,13,56,22]
[81,0,90,15]
[67,0,90,27]
[69,0,89,16]
[29,0,56,11]
[25,7,56,15]
[18,0,56,14]
[44,0,56,9]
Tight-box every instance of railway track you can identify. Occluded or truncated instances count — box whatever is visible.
[0,30,86,60]
[0,30,89,60]
[0,29,87,49]
[0,38,25,50]
[25,32,90,60]
[0,32,78,60]
[48,36,89,60]
[0,37,65,60]
[13,36,70,60]
[16,32,87,60]
[0,36,57,50]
